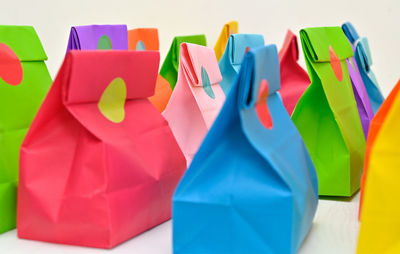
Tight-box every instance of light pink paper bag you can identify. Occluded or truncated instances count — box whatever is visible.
[163,43,225,166]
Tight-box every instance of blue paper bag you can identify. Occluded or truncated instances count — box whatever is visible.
[218,34,264,95]
[172,45,318,254]
[342,22,384,113]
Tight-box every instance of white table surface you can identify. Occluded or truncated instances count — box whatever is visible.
[0,193,360,254]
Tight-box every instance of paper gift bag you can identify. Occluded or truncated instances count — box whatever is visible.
[66,24,128,51]
[173,45,318,254]
[292,27,366,197]
[0,25,52,234]
[219,33,264,95]
[128,28,172,112]
[17,50,186,248]
[278,30,310,115]
[345,39,374,139]
[342,22,384,114]
[357,80,400,254]
[128,28,159,50]
[160,35,207,89]
[358,82,399,219]
[163,43,225,166]
[214,21,238,61]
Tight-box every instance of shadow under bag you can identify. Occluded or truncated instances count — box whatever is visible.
[173,45,318,254]
[17,51,186,248]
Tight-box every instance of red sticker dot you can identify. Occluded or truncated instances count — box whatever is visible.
[256,79,273,129]
[0,43,23,86]
[329,45,343,82]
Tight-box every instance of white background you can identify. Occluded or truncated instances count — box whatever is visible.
[0,0,398,96]
[0,0,397,253]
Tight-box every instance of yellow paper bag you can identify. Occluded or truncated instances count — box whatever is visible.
[214,21,238,61]
[357,80,400,254]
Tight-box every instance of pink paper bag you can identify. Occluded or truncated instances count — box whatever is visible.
[163,43,225,166]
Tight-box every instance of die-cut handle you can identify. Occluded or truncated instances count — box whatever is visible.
[256,79,273,129]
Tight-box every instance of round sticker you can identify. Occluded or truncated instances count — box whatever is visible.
[98,77,127,123]
[201,66,215,99]
[0,43,23,86]
[256,79,273,129]
[97,35,113,50]
[136,40,146,51]
[329,45,343,82]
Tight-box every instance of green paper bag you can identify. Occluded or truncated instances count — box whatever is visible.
[160,34,206,89]
[292,27,365,197]
[0,26,52,233]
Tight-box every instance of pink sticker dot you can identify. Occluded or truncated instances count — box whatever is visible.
[0,43,23,86]
[329,45,343,82]
[256,79,273,129]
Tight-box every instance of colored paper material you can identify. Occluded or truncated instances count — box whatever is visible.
[218,34,264,95]
[357,80,400,254]
[163,43,225,166]
[342,22,384,114]
[345,39,374,139]
[214,21,238,61]
[66,24,128,51]
[173,45,318,254]
[17,50,186,248]
[292,27,366,197]
[128,28,172,112]
[160,35,207,89]
[278,30,310,115]
[0,25,52,234]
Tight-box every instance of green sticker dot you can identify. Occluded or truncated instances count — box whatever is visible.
[97,35,113,50]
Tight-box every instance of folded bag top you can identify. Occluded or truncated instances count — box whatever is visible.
[0,25,47,61]
[214,20,238,61]
[67,24,128,51]
[218,33,264,95]
[180,43,222,87]
[160,34,207,89]
[301,27,353,63]
[342,22,384,114]
[278,30,311,116]
[173,45,318,254]
[342,22,373,68]
[65,50,156,105]
[230,34,265,65]
[128,28,159,51]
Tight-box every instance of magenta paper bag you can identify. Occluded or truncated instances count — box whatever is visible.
[346,41,374,139]
[67,25,128,51]
[163,43,225,166]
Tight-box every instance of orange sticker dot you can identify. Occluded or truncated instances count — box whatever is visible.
[329,45,343,82]
[0,43,23,86]
[256,79,273,129]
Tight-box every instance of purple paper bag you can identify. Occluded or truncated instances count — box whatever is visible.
[346,41,374,139]
[66,25,128,52]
